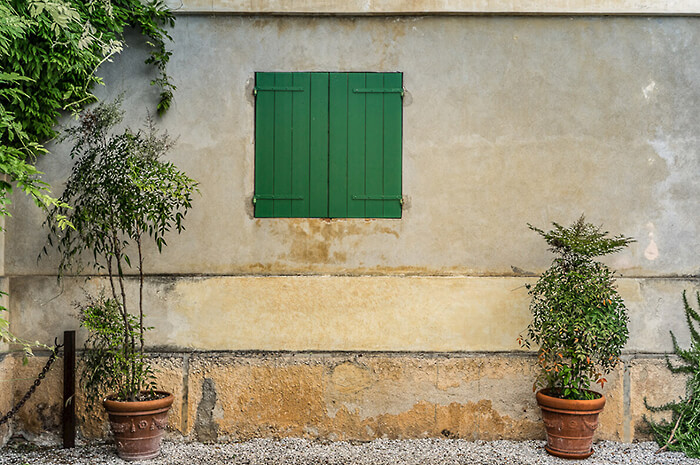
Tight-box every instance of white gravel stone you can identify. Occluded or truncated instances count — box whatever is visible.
[1,439,699,464]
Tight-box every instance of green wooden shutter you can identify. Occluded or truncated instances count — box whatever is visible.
[254,72,329,218]
[255,72,401,219]
[328,72,403,219]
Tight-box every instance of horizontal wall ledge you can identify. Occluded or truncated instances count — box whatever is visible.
[9,275,699,353]
[164,0,700,16]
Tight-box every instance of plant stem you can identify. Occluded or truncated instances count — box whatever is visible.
[106,252,119,304]
[137,232,144,357]
[655,398,690,454]
[113,231,134,397]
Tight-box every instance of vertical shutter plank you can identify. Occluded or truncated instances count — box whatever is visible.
[364,73,384,218]
[347,73,367,218]
[383,73,402,218]
[291,73,311,217]
[329,73,348,218]
[309,73,329,217]
[254,72,275,218]
[273,73,294,217]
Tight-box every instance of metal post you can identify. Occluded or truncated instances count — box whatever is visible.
[62,330,75,448]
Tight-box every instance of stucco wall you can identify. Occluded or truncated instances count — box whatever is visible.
[8,16,700,278]
[3,14,700,442]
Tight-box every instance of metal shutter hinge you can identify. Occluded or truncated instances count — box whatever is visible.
[351,195,403,205]
[253,194,304,204]
[253,86,304,96]
[352,88,404,97]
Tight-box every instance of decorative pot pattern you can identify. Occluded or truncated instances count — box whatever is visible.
[536,389,606,460]
[103,391,174,461]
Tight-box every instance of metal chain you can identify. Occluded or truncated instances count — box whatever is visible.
[0,339,63,427]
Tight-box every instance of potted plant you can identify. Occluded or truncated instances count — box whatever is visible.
[44,99,198,460]
[518,215,634,459]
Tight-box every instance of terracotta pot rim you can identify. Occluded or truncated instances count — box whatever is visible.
[536,388,606,412]
[103,391,174,413]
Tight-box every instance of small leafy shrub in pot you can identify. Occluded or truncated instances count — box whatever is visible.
[44,99,198,459]
[77,293,157,405]
[519,215,634,400]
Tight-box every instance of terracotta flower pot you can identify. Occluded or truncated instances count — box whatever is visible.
[103,391,174,461]
[536,389,606,460]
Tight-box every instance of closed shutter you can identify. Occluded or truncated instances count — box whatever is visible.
[255,72,402,219]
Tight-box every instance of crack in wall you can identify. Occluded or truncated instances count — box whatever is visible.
[181,353,190,434]
[194,378,218,442]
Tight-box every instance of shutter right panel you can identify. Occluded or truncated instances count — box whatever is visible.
[345,72,402,219]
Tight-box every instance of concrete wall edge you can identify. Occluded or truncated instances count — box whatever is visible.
[164,0,700,16]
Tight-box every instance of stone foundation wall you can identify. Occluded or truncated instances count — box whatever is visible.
[0,355,14,445]
[8,352,686,444]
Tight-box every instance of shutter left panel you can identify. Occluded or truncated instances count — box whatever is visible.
[255,73,312,217]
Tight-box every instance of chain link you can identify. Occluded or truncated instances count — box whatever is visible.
[0,339,63,427]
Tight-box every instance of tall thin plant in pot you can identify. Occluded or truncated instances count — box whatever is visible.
[519,215,634,459]
[44,99,198,460]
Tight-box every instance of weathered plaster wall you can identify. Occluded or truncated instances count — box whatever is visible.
[7,16,700,277]
[3,15,700,442]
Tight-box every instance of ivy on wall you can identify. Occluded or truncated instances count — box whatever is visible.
[0,0,176,351]
[0,0,176,220]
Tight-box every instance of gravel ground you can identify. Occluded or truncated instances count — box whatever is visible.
[1,439,699,465]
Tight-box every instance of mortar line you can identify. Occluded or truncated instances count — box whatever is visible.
[623,356,632,442]
[181,353,191,435]
[476,361,481,439]
[434,362,439,430]
[22,348,681,358]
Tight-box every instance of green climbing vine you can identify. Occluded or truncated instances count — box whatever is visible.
[1,0,176,224]
[0,0,176,351]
